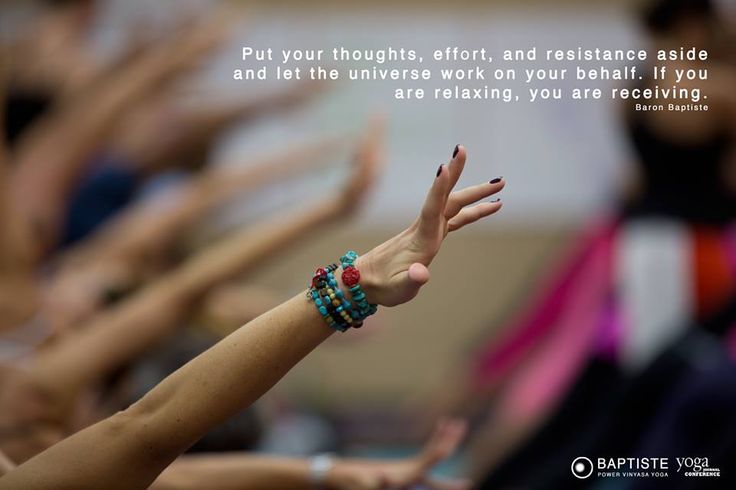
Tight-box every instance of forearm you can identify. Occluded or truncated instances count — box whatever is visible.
[172,196,342,296]
[29,196,342,405]
[130,293,332,463]
[0,144,499,490]
[184,80,323,138]
[152,454,315,490]
[10,34,215,252]
[0,450,15,477]
[63,137,338,266]
[3,294,332,490]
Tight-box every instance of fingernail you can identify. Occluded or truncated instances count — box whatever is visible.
[452,145,460,158]
[492,198,501,203]
[436,164,443,177]
[490,177,503,184]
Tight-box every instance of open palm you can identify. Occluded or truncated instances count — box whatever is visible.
[359,146,504,306]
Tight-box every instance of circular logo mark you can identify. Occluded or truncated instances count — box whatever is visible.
[571,457,594,479]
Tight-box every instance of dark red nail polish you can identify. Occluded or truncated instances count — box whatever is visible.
[492,198,501,203]
[453,145,460,158]
[436,165,443,177]
[490,177,502,184]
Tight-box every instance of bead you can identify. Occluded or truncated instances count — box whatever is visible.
[315,298,323,307]
[341,250,358,264]
[332,300,340,307]
[342,266,361,287]
[311,268,327,288]
[318,306,328,316]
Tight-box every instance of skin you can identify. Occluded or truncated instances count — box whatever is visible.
[8,8,233,260]
[0,121,385,463]
[43,134,346,335]
[151,419,469,490]
[0,451,14,478]
[109,78,328,178]
[0,145,504,489]
[4,1,99,98]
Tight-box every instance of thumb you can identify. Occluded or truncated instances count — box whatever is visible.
[385,263,430,306]
[408,263,431,286]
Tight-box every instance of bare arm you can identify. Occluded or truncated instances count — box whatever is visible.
[9,11,231,256]
[151,420,468,490]
[0,451,14,478]
[17,127,382,426]
[29,194,356,415]
[0,145,503,489]
[59,135,344,268]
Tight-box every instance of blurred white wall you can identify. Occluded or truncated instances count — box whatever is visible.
[12,0,650,229]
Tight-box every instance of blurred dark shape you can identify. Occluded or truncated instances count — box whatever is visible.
[4,90,52,148]
[643,0,716,33]
[479,299,736,489]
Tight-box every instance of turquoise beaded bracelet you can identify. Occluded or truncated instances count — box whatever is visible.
[307,252,377,332]
[339,251,377,320]
[309,264,358,332]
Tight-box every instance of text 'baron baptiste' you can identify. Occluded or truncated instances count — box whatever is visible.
[635,103,709,112]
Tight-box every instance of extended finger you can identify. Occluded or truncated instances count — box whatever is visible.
[418,419,467,470]
[445,178,504,219]
[447,201,502,232]
[417,164,452,236]
[446,145,466,191]
[345,115,386,205]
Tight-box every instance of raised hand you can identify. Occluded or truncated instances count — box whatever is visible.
[326,418,469,490]
[357,145,504,306]
[339,116,387,215]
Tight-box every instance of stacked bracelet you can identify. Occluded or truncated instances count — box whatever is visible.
[340,251,378,319]
[307,251,377,332]
[309,265,351,332]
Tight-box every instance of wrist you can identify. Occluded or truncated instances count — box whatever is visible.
[309,453,336,489]
[352,255,379,306]
[323,459,361,490]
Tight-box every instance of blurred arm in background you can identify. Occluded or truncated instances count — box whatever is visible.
[152,421,468,490]
[8,8,233,260]
[0,122,384,464]
[0,143,502,489]
[44,135,346,334]
[108,78,328,179]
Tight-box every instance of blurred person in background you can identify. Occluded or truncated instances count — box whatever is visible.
[0,124,384,464]
[442,0,736,487]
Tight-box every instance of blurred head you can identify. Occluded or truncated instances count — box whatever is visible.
[40,0,98,26]
[40,0,95,8]
[643,0,719,47]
